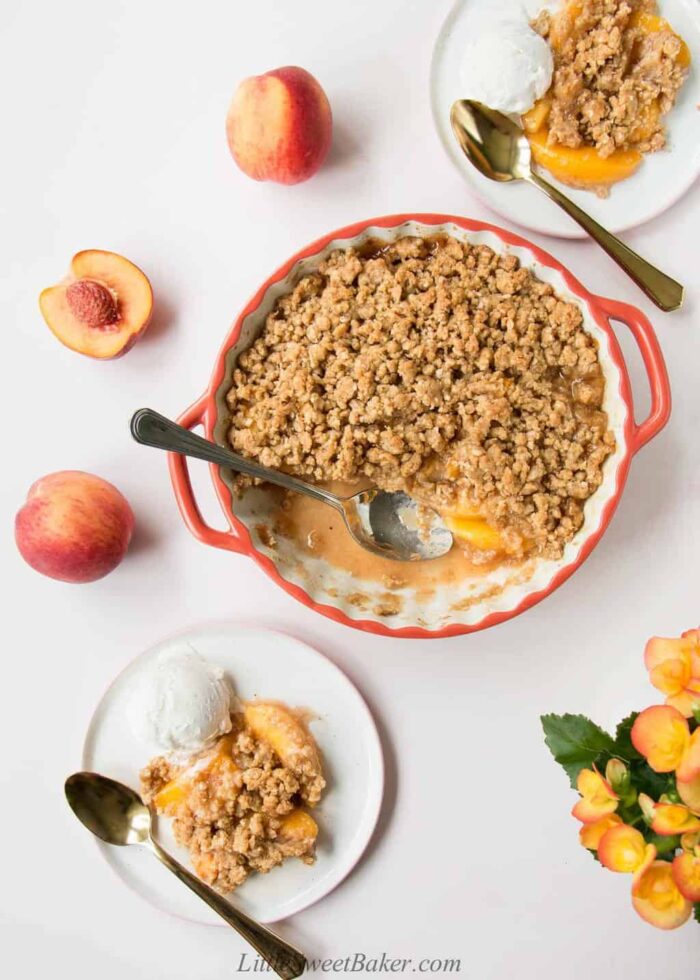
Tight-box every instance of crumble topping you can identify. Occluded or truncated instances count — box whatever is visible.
[141,713,324,894]
[535,0,688,158]
[225,236,615,561]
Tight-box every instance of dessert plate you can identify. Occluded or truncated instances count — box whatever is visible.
[430,0,700,238]
[82,624,384,924]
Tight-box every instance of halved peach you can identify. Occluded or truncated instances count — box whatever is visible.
[278,808,319,843]
[243,702,323,782]
[632,859,693,930]
[528,130,642,190]
[39,250,153,359]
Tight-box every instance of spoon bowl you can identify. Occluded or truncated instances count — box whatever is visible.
[449,99,683,312]
[130,408,453,562]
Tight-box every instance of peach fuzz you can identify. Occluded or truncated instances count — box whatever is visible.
[579,814,622,851]
[40,250,153,359]
[632,860,693,930]
[598,824,654,874]
[15,471,134,583]
[226,66,332,185]
[672,852,700,902]
[571,768,618,824]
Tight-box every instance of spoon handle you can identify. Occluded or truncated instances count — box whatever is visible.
[148,838,306,979]
[130,407,341,509]
[526,171,684,312]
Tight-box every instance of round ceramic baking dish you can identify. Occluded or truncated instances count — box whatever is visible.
[169,214,670,639]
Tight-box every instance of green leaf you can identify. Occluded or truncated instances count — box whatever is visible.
[630,761,673,802]
[694,903,700,924]
[541,713,617,788]
[614,712,642,761]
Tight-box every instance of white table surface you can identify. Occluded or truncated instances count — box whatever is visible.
[2,1,698,977]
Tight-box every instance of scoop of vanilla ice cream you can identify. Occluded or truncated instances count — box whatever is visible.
[460,5,553,115]
[127,647,233,757]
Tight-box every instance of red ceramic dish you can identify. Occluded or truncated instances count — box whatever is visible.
[168,214,670,639]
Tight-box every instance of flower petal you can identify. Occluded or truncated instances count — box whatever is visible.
[651,802,700,836]
[632,859,693,930]
[572,768,619,823]
[631,705,690,772]
[677,772,700,815]
[598,824,650,873]
[579,814,623,851]
[677,728,700,783]
[672,853,700,902]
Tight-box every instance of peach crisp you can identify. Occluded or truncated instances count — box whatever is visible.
[525,0,690,194]
[225,235,615,576]
[140,702,325,894]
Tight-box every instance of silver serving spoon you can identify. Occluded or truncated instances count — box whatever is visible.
[450,99,684,313]
[130,408,453,561]
[65,772,306,980]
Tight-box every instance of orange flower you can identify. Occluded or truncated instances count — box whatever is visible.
[632,859,693,930]
[645,629,700,718]
[631,705,700,781]
[571,767,619,824]
[598,824,655,874]
[638,794,700,836]
[677,772,700,815]
[673,834,700,902]
[579,814,622,851]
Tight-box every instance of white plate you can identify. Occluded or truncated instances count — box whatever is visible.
[430,0,700,238]
[82,624,384,924]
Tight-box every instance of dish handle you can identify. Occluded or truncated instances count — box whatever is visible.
[168,394,247,554]
[594,296,671,454]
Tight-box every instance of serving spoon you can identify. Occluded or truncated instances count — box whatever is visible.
[64,772,306,980]
[450,99,684,312]
[130,408,453,561]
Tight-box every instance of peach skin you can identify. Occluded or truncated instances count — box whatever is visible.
[571,767,619,824]
[632,860,693,930]
[226,66,332,185]
[598,824,655,874]
[15,471,134,583]
[579,814,622,852]
[40,250,152,359]
[645,629,700,718]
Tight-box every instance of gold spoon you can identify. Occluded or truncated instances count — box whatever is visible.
[450,99,684,312]
[65,772,307,980]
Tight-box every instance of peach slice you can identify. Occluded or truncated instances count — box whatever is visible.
[444,513,506,554]
[278,808,318,844]
[632,859,693,930]
[153,737,238,813]
[528,130,642,190]
[243,703,323,782]
[630,10,692,69]
[672,852,700,902]
[571,767,619,824]
[598,824,653,874]
[579,813,622,851]
[40,250,153,359]
[522,97,551,135]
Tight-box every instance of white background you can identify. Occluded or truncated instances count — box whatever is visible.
[1,1,698,977]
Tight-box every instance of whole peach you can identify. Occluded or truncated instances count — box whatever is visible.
[15,471,135,583]
[226,66,332,184]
